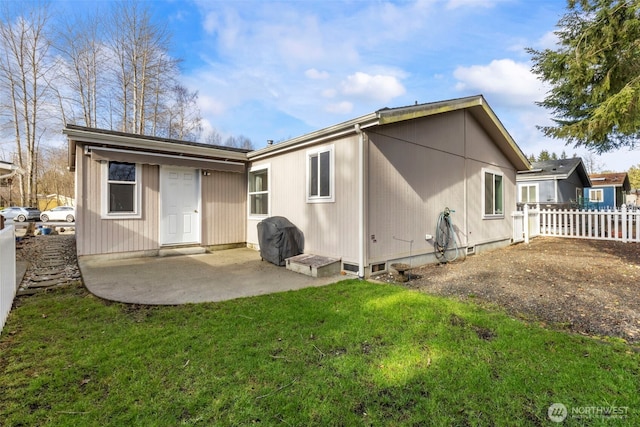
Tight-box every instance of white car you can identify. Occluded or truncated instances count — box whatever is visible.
[0,206,41,222]
[40,206,76,223]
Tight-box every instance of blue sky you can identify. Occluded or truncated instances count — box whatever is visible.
[85,1,640,171]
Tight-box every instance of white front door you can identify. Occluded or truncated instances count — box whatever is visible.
[160,166,200,245]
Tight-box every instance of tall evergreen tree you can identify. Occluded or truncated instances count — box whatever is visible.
[528,0,640,153]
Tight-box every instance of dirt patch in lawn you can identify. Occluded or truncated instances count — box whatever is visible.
[399,237,640,343]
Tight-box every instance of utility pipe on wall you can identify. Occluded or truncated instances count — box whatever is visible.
[355,123,365,279]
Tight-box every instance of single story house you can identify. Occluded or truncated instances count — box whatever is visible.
[38,194,75,211]
[0,160,22,180]
[63,125,250,258]
[626,189,639,207]
[584,172,631,209]
[516,157,591,209]
[64,95,530,277]
[0,160,23,209]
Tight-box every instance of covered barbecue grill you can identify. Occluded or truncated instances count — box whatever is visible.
[257,216,304,266]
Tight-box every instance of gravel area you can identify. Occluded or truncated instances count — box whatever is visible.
[15,232,81,294]
[394,237,640,343]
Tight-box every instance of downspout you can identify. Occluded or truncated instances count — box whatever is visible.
[355,124,365,279]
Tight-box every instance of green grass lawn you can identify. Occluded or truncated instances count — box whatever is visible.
[1,280,638,426]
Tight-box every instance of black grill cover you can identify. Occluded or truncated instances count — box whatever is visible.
[257,216,304,266]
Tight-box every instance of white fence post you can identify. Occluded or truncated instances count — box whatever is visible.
[523,203,530,244]
[0,225,16,335]
[621,205,628,243]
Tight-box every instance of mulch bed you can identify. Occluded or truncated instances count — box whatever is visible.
[397,237,640,344]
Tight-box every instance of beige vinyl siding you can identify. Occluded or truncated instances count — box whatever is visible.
[367,112,467,262]
[464,112,516,246]
[76,145,159,256]
[201,170,247,246]
[247,135,360,262]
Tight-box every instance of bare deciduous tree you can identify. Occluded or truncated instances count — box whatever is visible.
[167,84,202,140]
[108,0,177,135]
[37,144,74,208]
[203,129,223,146]
[55,6,108,128]
[0,2,55,206]
[224,135,254,150]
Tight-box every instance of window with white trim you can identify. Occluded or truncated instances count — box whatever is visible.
[518,183,538,203]
[248,165,269,217]
[589,188,603,203]
[307,145,334,203]
[102,161,141,218]
[484,170,504,217]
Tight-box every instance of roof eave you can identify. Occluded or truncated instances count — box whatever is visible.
[63,126,249,167]
[250,95,531,171]
[248,112,379,160]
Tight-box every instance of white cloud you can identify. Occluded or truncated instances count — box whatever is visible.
[446,0,499,10]
[536,31,558,50]
[202,12,218,34]
[453,59,546,107]
[305,68,330,80]
[326,101,353,114]
[322,88,337,98]
[198,94,226,116]
[341,72,406,102]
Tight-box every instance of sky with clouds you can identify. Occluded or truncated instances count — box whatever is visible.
[144,0,637,171]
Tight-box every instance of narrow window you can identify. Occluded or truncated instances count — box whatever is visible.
[484,170,504,217]
[107,162,137,214]
[307,146,334,202]
[249,165,269,216]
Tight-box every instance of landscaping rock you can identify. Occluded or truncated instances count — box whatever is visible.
[16,234,81,294]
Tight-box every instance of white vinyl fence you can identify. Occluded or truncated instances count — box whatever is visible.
[513,205,640,244]
[0,224,16,334]
[511,204,540,244]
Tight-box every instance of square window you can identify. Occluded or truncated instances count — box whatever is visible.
[589,189,603,203]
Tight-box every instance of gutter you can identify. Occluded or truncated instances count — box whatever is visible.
[63,126,248,162]
[355,124,366,279]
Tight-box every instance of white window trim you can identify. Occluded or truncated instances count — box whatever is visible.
[483,168,505,219]
[518,183,539,203]
[248,163,270,219]
[589,188,604,203]
[306,144,335,203]
[101,161,142,219]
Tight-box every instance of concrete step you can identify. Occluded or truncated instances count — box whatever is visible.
[159,246,207,257]
[285,254,340,278]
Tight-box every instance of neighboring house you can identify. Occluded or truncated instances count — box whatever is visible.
[0,160,21,179]
[626,189,639,207]
[38,194,75,211]
[63,125,250,258]
[0,160,23,208]
[584,172,631,209]
[516,158,591,209]
[65,95,530,277]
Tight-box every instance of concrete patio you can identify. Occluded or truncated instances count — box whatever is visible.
[79,247,344,305]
